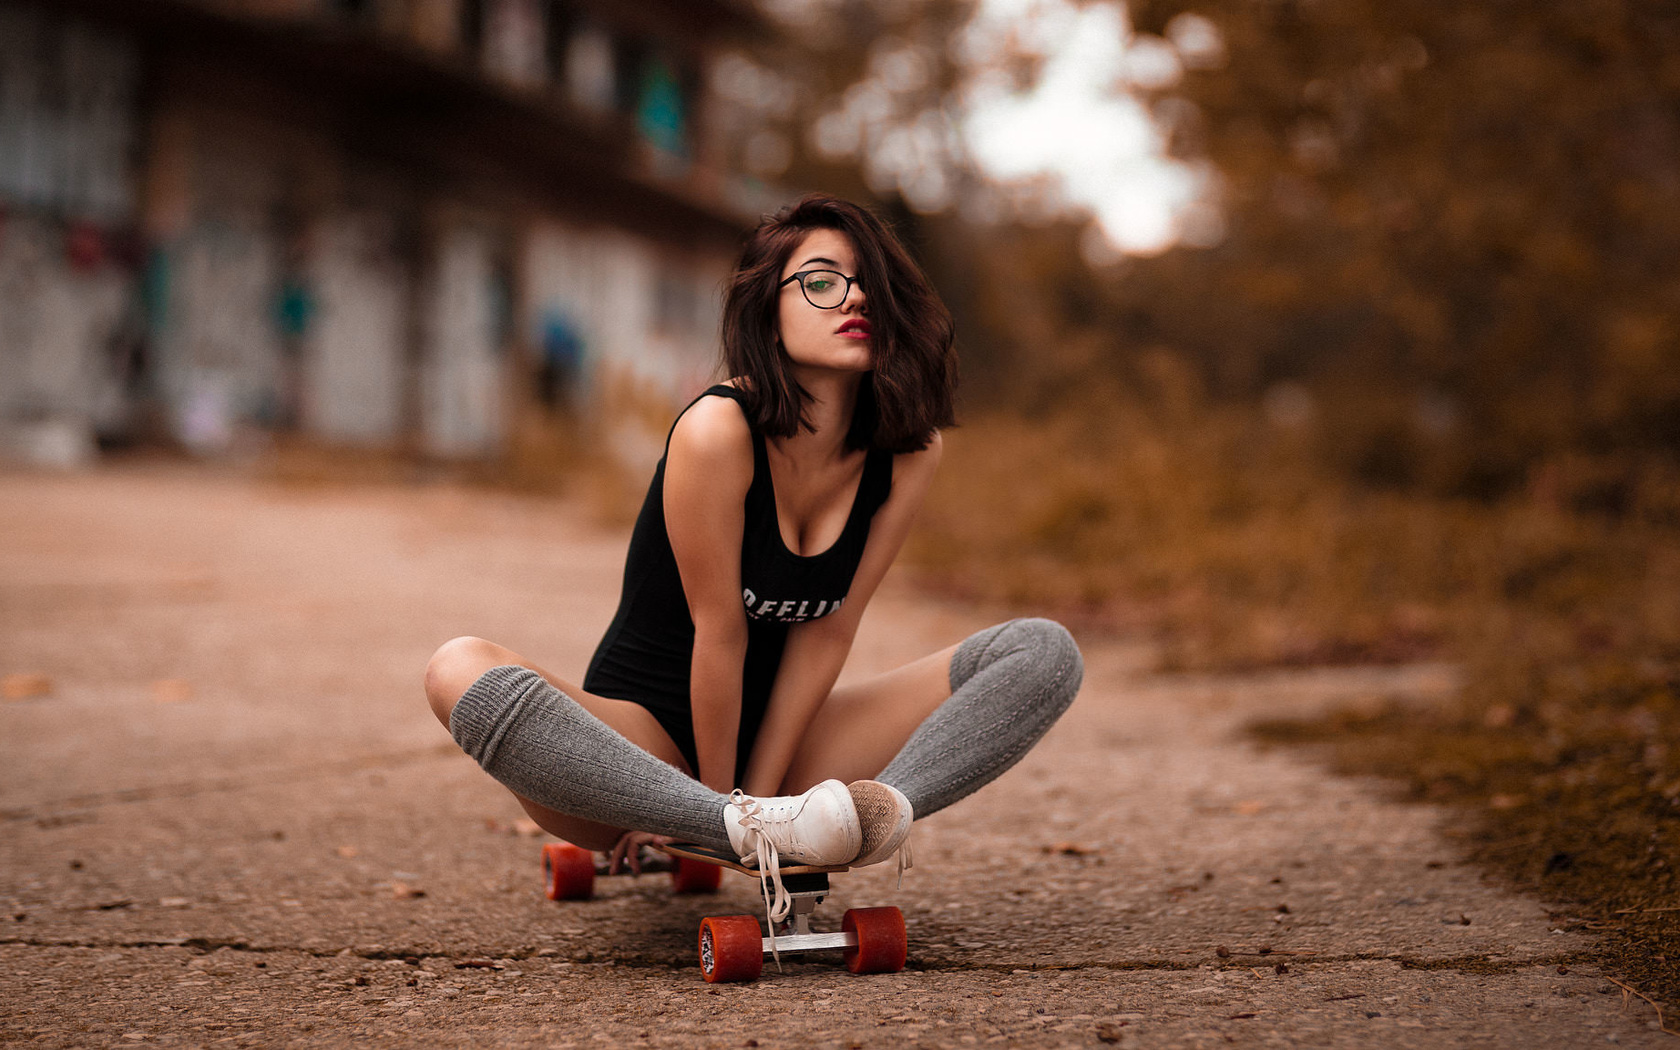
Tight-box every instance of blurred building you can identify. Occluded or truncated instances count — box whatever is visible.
[0,0,780,466]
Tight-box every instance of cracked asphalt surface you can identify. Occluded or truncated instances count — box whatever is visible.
[1,465,1669,1048]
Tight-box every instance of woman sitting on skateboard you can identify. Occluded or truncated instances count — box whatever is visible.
[425,194,1082,915]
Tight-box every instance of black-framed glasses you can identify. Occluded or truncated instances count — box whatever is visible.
[779,269,862,310]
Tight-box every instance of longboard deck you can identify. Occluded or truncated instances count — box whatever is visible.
[658,841,849,878]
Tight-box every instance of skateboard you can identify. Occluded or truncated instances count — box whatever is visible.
[540,840,907,983]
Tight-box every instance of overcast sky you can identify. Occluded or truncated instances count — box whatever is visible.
[957,0,1218,258]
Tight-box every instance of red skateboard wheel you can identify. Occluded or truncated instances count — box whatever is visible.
[542,842,595,901]
[842,906,906,974]
[670,857,722,895]
[699,915,763,983]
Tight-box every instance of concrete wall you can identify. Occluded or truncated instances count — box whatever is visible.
[421,218,505,457]
[149,115,292,452]
[304,209,410,444]
[0,6,139,465]
[0,214,132,465]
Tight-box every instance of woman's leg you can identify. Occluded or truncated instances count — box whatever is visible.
[782,618,1084,818]
[424,636,729,851]
[779,644,961,791]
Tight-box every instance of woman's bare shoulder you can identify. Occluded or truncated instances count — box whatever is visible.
[667,391,754,475]
[893,429,943,475]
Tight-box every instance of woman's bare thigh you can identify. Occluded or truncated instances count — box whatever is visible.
[778,643,959,794]
[425,635,692,850]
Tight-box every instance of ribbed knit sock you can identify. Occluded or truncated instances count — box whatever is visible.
[448,665,732,849]
[877,618,1083,819]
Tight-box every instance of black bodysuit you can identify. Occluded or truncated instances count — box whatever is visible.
[583,385,894,782]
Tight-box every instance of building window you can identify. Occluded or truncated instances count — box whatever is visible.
[483,0,545,86]
[0,9,138,222]
[653,263,698,336]
[563,24,614,111]
[611,35,646,115]
[542,0,577,86]
[635,54,687,157]
[329,0,373,21]
[458,0,486,61]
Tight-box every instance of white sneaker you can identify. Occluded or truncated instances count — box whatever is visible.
[724,779,861,930]
[724,779,862,868]
[847,780,914,869]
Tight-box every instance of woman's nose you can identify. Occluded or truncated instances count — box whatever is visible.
[843,279,866,312]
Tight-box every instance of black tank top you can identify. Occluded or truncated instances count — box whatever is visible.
[583,385,894,779]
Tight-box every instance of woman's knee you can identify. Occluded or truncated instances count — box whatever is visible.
[424,636,505,726]
[953,617,1083,690]
[1010,618,1083,701]
[1022,617,1082,678]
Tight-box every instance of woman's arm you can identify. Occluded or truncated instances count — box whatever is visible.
[664,397,755,794]
[740,432,944,796]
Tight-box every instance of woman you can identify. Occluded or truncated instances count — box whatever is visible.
[424,195,1082,919]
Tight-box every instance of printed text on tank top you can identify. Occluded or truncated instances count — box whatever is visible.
[742,589,843,623]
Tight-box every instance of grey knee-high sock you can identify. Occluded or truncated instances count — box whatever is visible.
[877,618,1083,819]
[448,665,732,849]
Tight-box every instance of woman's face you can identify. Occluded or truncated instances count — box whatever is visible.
[776,228,872,375]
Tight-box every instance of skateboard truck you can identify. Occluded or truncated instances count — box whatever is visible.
[764,872,853,955]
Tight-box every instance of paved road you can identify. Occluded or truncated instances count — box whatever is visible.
[0,466,1666,1048]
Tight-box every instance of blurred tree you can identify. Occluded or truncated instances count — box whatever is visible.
[735,1,972,201]
[1100,0,1680,494]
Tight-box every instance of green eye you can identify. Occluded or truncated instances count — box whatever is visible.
[788,270,852,308]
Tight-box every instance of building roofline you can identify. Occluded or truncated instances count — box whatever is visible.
[567,0,772,46]
[46,0,763,247]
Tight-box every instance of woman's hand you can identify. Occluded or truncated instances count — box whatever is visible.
[608,830,673,875]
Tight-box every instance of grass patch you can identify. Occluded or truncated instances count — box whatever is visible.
[1251,667,1680,1005]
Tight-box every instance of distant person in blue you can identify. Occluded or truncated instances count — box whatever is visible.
[424,195,1082,920]
[536,308,583,410]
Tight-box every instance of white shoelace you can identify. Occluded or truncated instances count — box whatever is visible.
[894,834,914,886]
[729,789,794,963]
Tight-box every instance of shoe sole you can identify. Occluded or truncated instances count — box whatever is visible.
[848,780,912,867]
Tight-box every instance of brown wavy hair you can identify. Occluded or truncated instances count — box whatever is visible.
[720,194,957,453]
